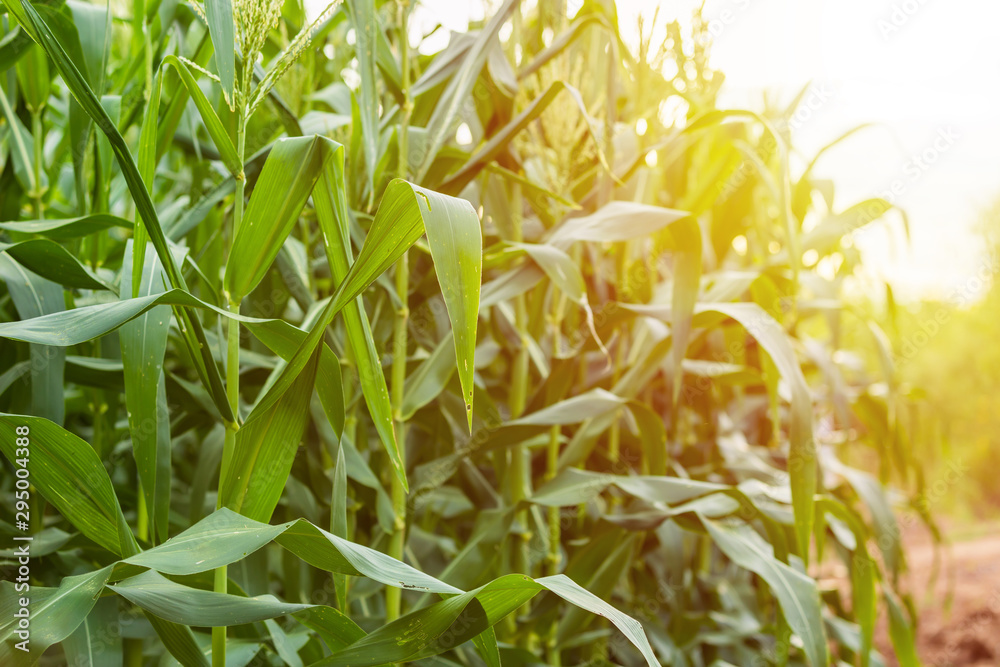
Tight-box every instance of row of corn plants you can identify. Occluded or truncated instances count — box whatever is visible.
[0,0,932,665]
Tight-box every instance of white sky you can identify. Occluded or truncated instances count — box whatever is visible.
[308,0,1000,300]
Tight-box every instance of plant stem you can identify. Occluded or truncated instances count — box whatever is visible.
[387,247,408,623]
[507,183,533,647]
[387,0,412,624]
[213,95,247,667]
[30,109,42,217]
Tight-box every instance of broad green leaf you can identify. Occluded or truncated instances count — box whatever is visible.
[556,533,636,642]
[549,201,689,249]
[225,135,328,303]
[14,41,48,112]
[884,590,919,667]
[121,242,173,542]
[251,177,483,482]
[204,0,235,109]
[531,468,726,508]
[625,302,816,562]
[0,287,342,440]
[264,619,306,667]
[0,238,113,291]
[0,213,131,239]
[313,142,408,486]
[0,415,139,557]
[112,570,312,626]
[0,566,114,663]
[220,348,320,522]
[132,59,161,297]
[160,55,241,176]
[511,388,625,426]
[667,218,703,408]
[819,497,875,667]
[702,518,827,667]
[74,508,656,665]
[512,241,605,354]
[0,254,66,424]
[62,597,122,667]
[802,199,892,257]
[834,463,902,578]
[0,84,41,193]
[146,614,211,667]
[400,332,455,420]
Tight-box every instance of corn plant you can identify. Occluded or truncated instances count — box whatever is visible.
[0,0,928,666]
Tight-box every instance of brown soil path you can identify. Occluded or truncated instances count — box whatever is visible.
[880,523,1000,667]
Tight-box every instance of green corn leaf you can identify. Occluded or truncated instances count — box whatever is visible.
[225,135,328,303]
[132,60,160,298]
[111,570,313,627]
[0,213,132,239]
[0,238,114,291]
[0,255,66,424]
[532,468,727,508]
[314,140,405,487]
[204,0,235,109]
[118,508,658,665]
[332,179,482,425]
[549,201,690,249]
[0,288,344,436]
[120,241,174,543]
[819,497,876,667]
[624,302,816,562]
[14,41,48,112]
[701,518,827,667]
[400,331,456,420]
[0,415,139,557]
[62,597,122,667]
[0,566,114,663]
[159,54,242,176]
[667,218,703,409]
[248,177,483,489]
[220,347,320,522]
[884,589,920,667]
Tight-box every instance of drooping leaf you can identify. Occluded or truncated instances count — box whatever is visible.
[0,415,138,557]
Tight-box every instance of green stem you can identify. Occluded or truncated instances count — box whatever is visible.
[387,248,408,623]
[136,486,148,542]
[30,109,43,217]
[386,0,412,625]
[507,184,533,646]
[213,98,247,667]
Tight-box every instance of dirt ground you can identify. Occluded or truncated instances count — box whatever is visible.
[875,522,1000,667]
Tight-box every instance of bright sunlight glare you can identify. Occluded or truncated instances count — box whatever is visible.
[304,0,1000,301]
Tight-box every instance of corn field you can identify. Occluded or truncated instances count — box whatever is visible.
[0,0,931,665]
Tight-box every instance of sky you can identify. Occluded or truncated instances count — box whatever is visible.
[308,0,1000,301]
